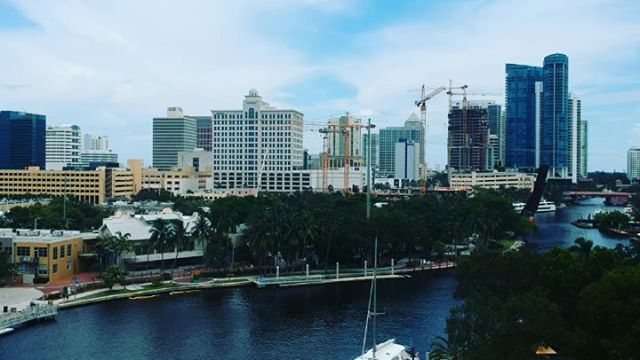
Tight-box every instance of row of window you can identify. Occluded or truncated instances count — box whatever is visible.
[15,244,73,258]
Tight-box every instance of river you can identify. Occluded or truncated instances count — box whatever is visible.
[1,198,629,359]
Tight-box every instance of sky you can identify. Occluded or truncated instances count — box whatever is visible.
[0,0,639,171]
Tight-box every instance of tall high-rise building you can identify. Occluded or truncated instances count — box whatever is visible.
[578,120,588,179]
[541,53,570,178]
[447,100,490,172]
[498,110,506,167]
[80,134,118,168]
[46,124,82,170]
[568,94,587,181]
[0,111,46,170]
[394,139,420,180]
[628,147,640,181]
[195,117,213,152]
[487,103,503,168]
[325,114,364,169]
[211,89,304,190]
[505,63,543,171]
[378,114,422,178]
[152,107,197,170]
[362,133,379,173]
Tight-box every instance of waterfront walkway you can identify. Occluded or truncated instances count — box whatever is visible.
[0,303,58,330]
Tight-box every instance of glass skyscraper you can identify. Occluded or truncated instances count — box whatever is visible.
[505,64,543,171]
[152,107,197,170]
[0,111,46,169]
[378,114,422,178]
[541,53,570,178]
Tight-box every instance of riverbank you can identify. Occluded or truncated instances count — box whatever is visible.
[55,277,253,309]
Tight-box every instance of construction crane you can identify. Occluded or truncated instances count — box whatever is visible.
[414,84,447,192]
[318,115,375,194]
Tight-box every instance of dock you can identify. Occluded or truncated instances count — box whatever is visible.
[0,303,58,330]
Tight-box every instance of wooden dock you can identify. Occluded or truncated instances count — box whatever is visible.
[0,303,58,330]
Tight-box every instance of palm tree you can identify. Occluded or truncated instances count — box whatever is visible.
[95,234,117,271]
[429,336,461,360]
[172,222,189,270]
[113,231,133,269]
[190,212,212,265]
[570,237,593,261]
[149,218,176,275]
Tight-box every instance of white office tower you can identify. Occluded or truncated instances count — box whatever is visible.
[84,134,109,151]
[81,134,118,167]
[211,89,307,192]
[628,147,640,181]
[394,140,420,180]
[46,124,82,170]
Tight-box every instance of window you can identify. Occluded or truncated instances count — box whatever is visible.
[17,247,30,257]
[52,264,58,273]
[60,246,65,258]
[67,244,72,257]
[53,247,58,260]
[67,260,73,271]
[37,265,48,275]
[34,247,48,257]
[3,246,12,255]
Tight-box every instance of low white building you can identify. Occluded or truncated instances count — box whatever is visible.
[99,209,204,271]
[449,171,535,191]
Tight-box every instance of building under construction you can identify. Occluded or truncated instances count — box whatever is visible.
[447,100,490,172]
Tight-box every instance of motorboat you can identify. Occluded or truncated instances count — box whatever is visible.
[129,294,159,300]
[0,327,14,336]
[169,289,201,296]
[355,339,418,360]
[512,199,557,213]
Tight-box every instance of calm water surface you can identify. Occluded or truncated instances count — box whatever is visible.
[1,198,628,359]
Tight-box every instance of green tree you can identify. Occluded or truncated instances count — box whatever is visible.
[103,265,126,289]
[0,250,15,284]
[149,218,176,274]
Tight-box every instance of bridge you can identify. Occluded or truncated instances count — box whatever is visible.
[563,191,633,206]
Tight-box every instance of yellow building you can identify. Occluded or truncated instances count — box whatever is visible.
[0,167,134,204]
[2,229,92,283]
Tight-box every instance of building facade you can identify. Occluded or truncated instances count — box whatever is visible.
[505,64,544,171]
[578,120,588,179]
[394,140,420,180]
[378,114,422,178]
[447,101,490,172]
[84,134,109,151]
[0,167,134,203]
[449,171,535,191]
[541,53,570,178]
[211,90,305,192]
[0,111,46,170]
[2,229,89,283]
[152,107,197,170]
[628,148,640,181]
[46,124,82,170]
[196,117,213,152]
[325,114,364,169]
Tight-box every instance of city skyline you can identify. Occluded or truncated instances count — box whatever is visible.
[1,0,639,171]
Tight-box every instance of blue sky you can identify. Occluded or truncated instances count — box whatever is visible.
[0,0,639,171]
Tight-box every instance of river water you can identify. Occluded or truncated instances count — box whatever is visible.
[1,198,628,359]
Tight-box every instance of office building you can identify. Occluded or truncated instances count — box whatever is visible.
[178,148,213,173]
[378,114,422,178]
[578,120,588,179]
[325,114,364,169]
[46,124,82,170]
[505,64,544,171]
[486,104,503,168]
[0,167,134,203]
[211,89,305,192]
[488,134,500,170]
[2,229,91,284]
[80,134,118,168]
[628,148,640,181]
[196,117,213,152]
[447,101,490,172]
[152,107,197,170]
[541,53,570,178]
[449,171,535,191]
[394,140,420,180]
[0,111,46,170]
[83,134,109,151]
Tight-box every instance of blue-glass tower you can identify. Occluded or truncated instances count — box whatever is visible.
[541,53,569,177]
[0,111,46,169]
[505,64,543,171]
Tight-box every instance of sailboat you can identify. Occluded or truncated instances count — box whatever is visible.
[355,121,419,360]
